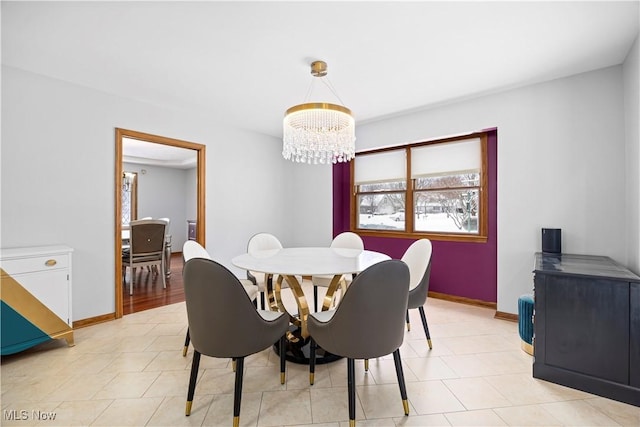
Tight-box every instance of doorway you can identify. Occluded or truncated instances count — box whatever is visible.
[115,128,206,318]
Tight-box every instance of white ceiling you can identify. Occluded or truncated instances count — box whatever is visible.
[3,1,639,145]
[122,138,198,169]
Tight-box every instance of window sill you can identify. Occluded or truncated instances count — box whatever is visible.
[354,229,488,243]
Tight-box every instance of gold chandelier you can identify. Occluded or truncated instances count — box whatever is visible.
[282,61,355,164]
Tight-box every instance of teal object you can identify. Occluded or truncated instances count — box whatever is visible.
[518,294,534,345]
[1,301,51,355]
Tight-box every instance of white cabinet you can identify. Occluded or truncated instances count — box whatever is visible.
[1,245,74,355]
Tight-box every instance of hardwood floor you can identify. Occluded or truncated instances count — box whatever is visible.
[123,252,185,315]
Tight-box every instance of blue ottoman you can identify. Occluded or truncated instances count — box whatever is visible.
[518,294,534,355]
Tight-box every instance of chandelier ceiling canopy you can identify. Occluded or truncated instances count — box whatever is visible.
[282,61,355,165]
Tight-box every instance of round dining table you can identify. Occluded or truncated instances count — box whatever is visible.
[232,247,390,364]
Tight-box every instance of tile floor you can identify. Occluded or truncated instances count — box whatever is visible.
[1,282,639,426]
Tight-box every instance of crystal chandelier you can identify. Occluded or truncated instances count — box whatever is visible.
[283,61,355,164]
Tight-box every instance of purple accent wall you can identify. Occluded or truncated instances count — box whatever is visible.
[332,130,498,303]
[332,161,351,236]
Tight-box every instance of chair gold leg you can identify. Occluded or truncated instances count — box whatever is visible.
[232,357,245,427]
[232,359,236,372]
[348,359,356,426]
[407,322,411,331]
[186,351,200,417]
[279,335,286,385]
[393,349,409,416]
[309,337,316,385]
[349,419,356,427]
[364,359,369,371]
[183,329,190,357]
[418,306,432,349]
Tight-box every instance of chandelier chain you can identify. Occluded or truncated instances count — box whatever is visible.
[303,79,315,103]
[320,76,347,106]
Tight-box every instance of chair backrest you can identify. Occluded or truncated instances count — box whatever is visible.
[247,233,283,280]
[158,217,171,234]
[310,259,409,359]
[129,219,166,255]
[183,257,285,357]
[330,232,364,250]
[401,239,432,291]
[182,240,211,262]
[247,232,283,254]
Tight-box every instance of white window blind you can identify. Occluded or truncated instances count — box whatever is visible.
[355,150,406,184]
[411,138,481,178]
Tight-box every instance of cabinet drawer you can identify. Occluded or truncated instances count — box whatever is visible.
[1,254,69,275]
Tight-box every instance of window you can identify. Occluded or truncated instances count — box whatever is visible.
[354,149,406,231]
[122,171,138,225]
[351,132,488,242]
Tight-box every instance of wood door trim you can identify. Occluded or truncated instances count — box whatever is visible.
[115,128,206,318]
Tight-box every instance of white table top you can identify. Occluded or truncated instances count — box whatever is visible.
[231,247,390,276]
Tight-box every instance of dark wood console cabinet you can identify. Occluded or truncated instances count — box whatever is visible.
[533,253,640,406]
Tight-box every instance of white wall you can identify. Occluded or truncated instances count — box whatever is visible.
[624,35,640,275]
[3,53,637,320]
[1,66,293,321]
[185,167,197,224]
[354,65,634,314]
[286,161,334,247]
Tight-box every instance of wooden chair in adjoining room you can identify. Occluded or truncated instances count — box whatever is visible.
[122,219,166,295]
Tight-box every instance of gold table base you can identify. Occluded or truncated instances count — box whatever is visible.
[266,273,344,339]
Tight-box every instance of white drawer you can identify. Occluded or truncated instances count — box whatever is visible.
[1,254,69,275]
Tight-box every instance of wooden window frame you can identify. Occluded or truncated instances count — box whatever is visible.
[350,131,489,243]
[122,171,138,225]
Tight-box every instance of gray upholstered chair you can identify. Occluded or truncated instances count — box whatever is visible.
[182,240,211,263]
[182,257,289,426]
[402,239,433,349]
[122,219,166,295]
[308,259,411,426]
[311,231,364,312]
[181,241,259,356]
[246,232,287,310]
